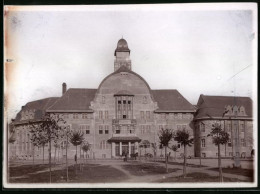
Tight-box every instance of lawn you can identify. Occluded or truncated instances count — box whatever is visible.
[9,163,128,183]
[156,172,250,183]
[208,167,254,180]
[122,162,180,176]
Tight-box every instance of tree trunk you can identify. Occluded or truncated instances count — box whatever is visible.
[199,155,201,168]
[75,145,77,174]
[43,145,45,164]
[165,146,168,173]
[66,136,68,182]
[32,145,35,165]
[54,146,57,164]
[183,144,187,178]
[49,140,52,183]
[218,144,223,182]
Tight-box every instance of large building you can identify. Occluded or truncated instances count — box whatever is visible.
[9,39,253,160]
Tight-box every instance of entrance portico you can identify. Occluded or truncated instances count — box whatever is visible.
[108,136,141,158]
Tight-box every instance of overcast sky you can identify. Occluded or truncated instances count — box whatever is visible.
[4,4,257,120]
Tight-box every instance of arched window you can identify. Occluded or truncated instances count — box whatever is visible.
[239,106,245,115]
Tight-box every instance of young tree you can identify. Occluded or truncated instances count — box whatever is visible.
[158,128,174,173]
[29,113,64,183]
[29,122,48,164]
[170,145,179,161]
[82,142,91,163]
[208,122,229,182]
[151,143,157,161]
[174,129,193,178]
[69,130,85,173]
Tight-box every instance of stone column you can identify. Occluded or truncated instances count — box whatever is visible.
[119,142,122,156]
[128,142,131,157]
[112,142,115,157]
[135,142,139,154]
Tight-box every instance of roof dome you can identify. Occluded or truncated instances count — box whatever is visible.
[114,38,130,55]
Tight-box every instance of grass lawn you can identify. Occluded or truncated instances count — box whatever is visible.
[9,164,50,178]
[209,167,254,179]
[9,163,128,183]
[122,162,180,176]
[156,172,250,183]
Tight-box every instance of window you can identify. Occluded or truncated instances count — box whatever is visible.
[73,113,78,119]
[102,96,105,104]
[116,130,120,134]
[201,139,206,148]
[241,139,246,147]
[105,125,109,134]
[158,125,163,130]
[140,111,144,119]
[201,153,206,158]
[128,101,131,110]
[200,122,205,132]
[99,125,103,134]
[161,113,166,119]
[177,113,182,119]
[178,144,181,148]
[229,152,233,157]
[86,130,90,134]
[146,111,150,119]
[99,111,103,119]
[105,130,109,134]
[143,96,147,104]
[82,113,87,119]
[146,125,151,133]
[123,115,126,119]
[63,113,69,119]
[236,152,240,157]
[228,139,232,147]
[105,111,109,119]
[227,124,231,132]
[240,123,245,132]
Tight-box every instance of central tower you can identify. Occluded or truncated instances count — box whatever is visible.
[114,38,131,71]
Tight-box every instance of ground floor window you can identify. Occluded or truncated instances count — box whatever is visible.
[115,144,120,156]
[201,153,206,158]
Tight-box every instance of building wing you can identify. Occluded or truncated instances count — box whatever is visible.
[152,90,196,112]
[47,88,97,112]
[194,94,253,120]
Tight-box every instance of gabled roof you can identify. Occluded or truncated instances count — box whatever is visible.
[47,88,97,112]
[14,97,59,123]
[194,94,253,120]
[151,90,195,112]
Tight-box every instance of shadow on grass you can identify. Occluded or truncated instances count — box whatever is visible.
[208,167,254,181]
[155,172,251,183]
[122,163,180,176]
[157,161,207,168]
[9,163,128,183]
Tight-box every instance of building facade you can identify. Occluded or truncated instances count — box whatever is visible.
[193,95,253,158]
[9,39,253,160]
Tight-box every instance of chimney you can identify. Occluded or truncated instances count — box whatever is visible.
[62,83,67,95]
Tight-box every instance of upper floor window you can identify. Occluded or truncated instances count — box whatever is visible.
[143,96,147,104]
[82,113,88,119]
[102,96,105,104]
[73,113,78,119]
[104,111,109,119]
[63,113,69,119]
[200,122,205,132]
[240,122,245,132]
[201,139,206,148]
[99,111,103,119]
[140,111,144,119]
[241,139,246,147]
[177,113,182,119]
[146,111,150,119]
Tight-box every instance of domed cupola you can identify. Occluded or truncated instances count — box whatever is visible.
[114,38,130,55]
[114,38,132,71]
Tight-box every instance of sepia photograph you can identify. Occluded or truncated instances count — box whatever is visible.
[3,3,258,188]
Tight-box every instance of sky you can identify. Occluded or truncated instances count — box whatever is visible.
[4,3,257,121]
